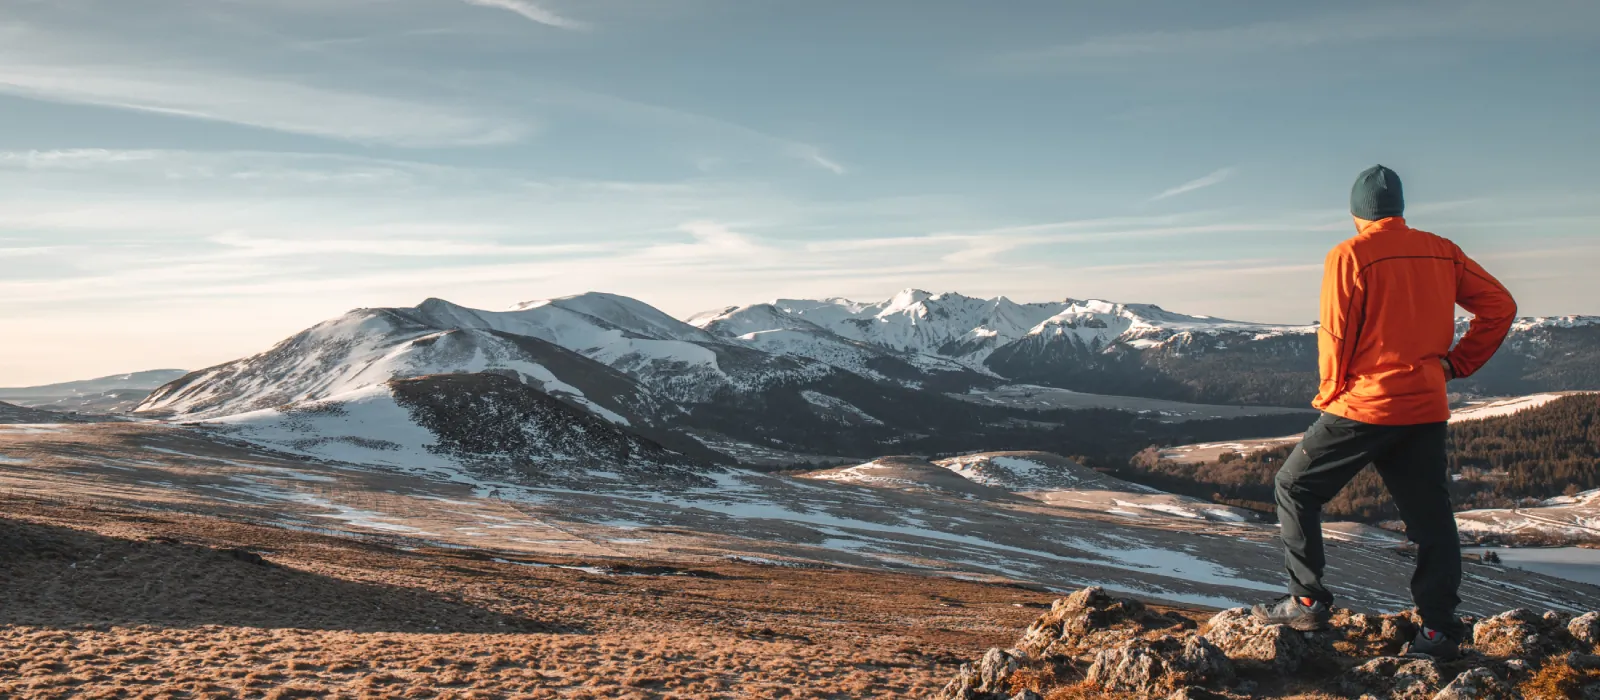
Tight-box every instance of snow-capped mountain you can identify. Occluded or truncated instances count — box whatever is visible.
[696,289,1600,407]
[693,290,1079,365]
[694,290,1310,368]
[139,302,670,425]
[693,290,1317,404]
[136,288,1600,470]
[135,293,1025,466]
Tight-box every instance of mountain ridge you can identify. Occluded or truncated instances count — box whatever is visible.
[130,289,1600,471]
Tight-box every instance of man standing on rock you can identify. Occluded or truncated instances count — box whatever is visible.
[1252,165,1518,659]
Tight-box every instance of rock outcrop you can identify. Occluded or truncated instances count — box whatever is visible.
[1203,608,1314,673]
[936,586,1600,699]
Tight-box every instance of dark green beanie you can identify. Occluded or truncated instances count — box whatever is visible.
[1350,165,1404,220]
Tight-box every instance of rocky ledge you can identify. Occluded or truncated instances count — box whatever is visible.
[937,587,1600,699]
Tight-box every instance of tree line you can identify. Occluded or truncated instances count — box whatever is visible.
[1118,394,1600,522]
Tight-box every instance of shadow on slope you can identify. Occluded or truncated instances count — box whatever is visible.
[0,517,547,633]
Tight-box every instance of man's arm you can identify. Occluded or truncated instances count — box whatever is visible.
[1317,246,1364,400]
[1447,249,1517,379]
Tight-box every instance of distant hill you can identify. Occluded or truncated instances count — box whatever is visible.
[0,401,122,424]
[0,369,188,414]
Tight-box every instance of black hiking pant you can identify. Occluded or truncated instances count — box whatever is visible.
[1274,412,1462,637]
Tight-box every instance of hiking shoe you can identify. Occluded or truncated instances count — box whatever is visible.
[1402,627,1460,660]
[1251,595,1331,631]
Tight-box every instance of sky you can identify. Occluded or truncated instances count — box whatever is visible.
[1,0,1597,385]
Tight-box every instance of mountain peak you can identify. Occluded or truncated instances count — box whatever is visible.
[889,288,934,305]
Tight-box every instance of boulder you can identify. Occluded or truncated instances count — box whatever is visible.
[935,647,1020,700]
[1337,656,1443,700]
[1007,692,1043,700]
[1204,607,1311,672]
[1380,614,1421,652]
[1085,636,1232,697]
[1017,586,1150,658]
[1571,612,1600,647]
[1569,652,1600,671]
[1432,667,1512,700]
[1473,609,1544,658]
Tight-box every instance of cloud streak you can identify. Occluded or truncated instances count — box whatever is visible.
[0,22,529,147]
[1151,168,1235,201]
[457,0,587,30]
[990,2,1600,71]
[791,145,847,175]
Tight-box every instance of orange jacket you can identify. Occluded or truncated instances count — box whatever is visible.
[1313,217,1517,425]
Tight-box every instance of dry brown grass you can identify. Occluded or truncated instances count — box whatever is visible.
[1521,660,1600,700]
[1040,681,1101,700]
[0,496,1051,699]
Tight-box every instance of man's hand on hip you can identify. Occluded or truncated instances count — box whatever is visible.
[1441,358,1456,381]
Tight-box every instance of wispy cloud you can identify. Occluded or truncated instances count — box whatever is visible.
[457,0,587,30]
[990,2,1600,71]
[0,64,528,147]
[0,23,529,147]
[0,246,61,258]
[790,145,847,175]
[208,231,614,258]
[1151,168,1235,201]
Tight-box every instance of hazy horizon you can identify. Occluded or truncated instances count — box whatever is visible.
[3,0,1597,385]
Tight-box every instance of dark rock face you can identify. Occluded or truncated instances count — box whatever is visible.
[936,586,1600,699]
[389,373,717,488]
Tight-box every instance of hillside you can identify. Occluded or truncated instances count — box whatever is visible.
[201,373,719,489]
[1125,394,1600,529]
[806,451,1261,526]
[0,497,1044,699]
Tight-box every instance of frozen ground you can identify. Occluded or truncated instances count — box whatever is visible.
[3,421,1596,616]
[1462,546,1600,587]
[1450,391,1599,423]
[952,384,1315,422]
[1456,488,1600,546]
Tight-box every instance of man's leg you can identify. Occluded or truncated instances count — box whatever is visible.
[1373,422,1464,638]
[1275,413,1401,603]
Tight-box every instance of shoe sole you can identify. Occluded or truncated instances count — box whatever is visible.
[1288,617,1331,632]
[1250,611,1331,632]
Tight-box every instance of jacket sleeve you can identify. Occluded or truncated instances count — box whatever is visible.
[1447,248,1517,378]
[1317,245,1364,400]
